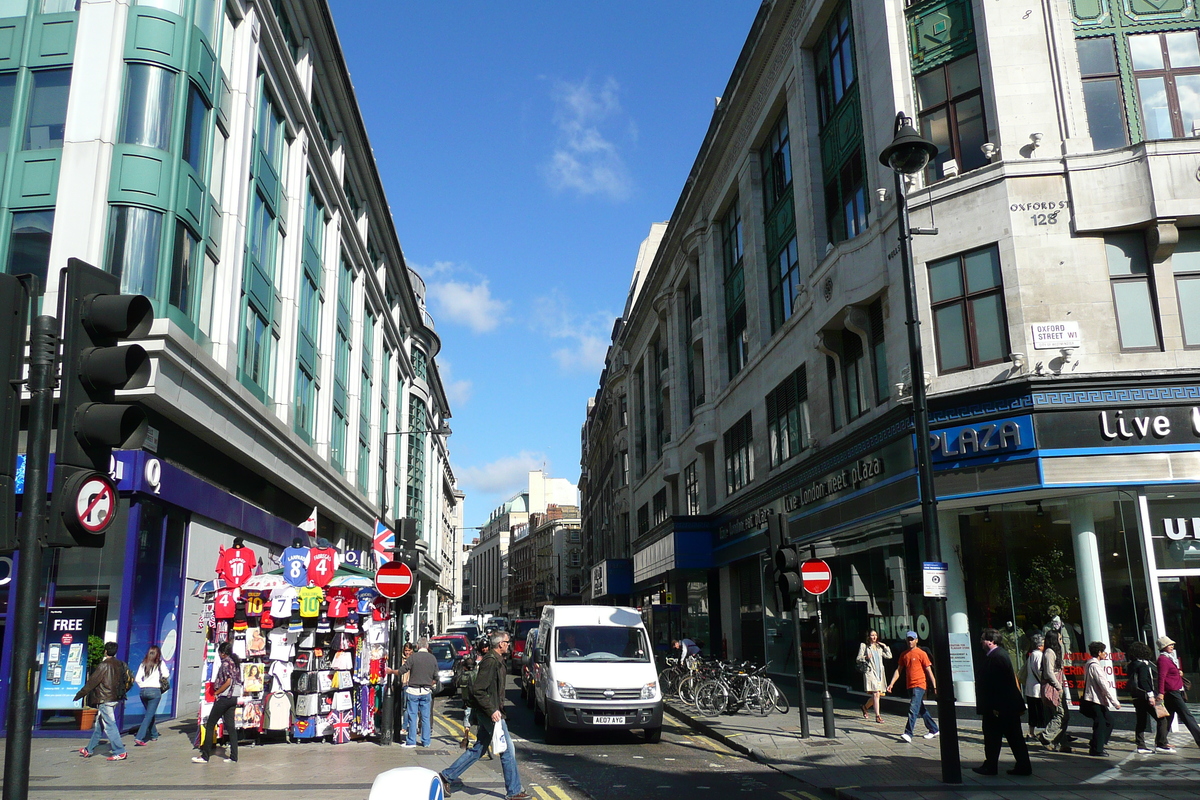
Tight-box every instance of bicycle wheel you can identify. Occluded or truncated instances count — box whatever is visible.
[743,677,771,717]
[766,679,790,714]
[659,668,679,698]
[678,675,699,707]
[695,681,729,717]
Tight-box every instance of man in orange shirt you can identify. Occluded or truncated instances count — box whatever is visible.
[887,630,940,743]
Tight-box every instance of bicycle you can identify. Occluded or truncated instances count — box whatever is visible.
[694,661,771,717]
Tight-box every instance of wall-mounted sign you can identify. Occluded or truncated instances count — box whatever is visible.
[923,562,948,598]
[592,563,607,598]
[1037,405,1200,449]
[930,415,1035,463]
[37,606,95,710]
[1031,321,1081,350]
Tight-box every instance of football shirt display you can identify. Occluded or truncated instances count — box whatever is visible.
[307,546,338,587]
[298,585,324,618]
[281,545,310,588]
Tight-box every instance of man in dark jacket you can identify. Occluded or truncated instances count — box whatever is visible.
[439,631,529,800]
[974,627,1032,776]
[73,641,131,760]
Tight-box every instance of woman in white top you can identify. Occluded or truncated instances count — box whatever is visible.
[133,645,170,746]
[857,629,892,723]
[1021,633,1045,738]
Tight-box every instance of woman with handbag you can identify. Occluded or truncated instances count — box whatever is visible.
[1126,641,1168,754]
[133,645,170,746]
[1156,635,1200,752]
[1021,634,1046,740]
[1038,630,1072,752]
[856,630,891,723]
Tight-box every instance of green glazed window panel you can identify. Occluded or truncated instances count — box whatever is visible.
[0,1,24,19]
[245,261,272,312]
[207,196,220,254]
[818,84,863,176]
[189,30,217,102]
[12,152,58,206]
[763,192,795,256]
[1127,0,1190,21]
[0,21,24,68]
[111,149,168,201]
[1071,0,1111,25]
[127,9,184,70]
[254,148,281,211]
[31,18,72,60]
[907,0,976,72]
[178,169,205,231]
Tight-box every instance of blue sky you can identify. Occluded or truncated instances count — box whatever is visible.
[331,1,759,535]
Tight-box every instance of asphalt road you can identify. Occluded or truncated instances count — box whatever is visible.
[432,675,821,800]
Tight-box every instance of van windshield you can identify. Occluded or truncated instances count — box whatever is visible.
[555,626,650,662]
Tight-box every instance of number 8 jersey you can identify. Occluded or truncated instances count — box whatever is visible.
[281,545,310,588]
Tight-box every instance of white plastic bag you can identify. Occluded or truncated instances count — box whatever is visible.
[490,720,509,755]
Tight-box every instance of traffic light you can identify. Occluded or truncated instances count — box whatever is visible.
[398,516,419,551]
[49,258,153,547]
[0,274,30,552]
[776,543,803,608]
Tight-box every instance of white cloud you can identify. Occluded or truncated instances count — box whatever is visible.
[436,359,473,409]
[543,77,632,201]
[533,291,614,374]
[459,451,549,495]
[427,279,509,334]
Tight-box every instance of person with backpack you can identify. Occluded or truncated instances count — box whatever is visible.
[74,641,133,760]
[193,642,242,763]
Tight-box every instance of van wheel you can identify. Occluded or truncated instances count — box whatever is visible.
[533,702,545,726]
[543,712,562,745]
[525,687,536,709]
[644,727,662,744]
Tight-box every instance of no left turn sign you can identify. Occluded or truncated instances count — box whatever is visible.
[63,471,119,536]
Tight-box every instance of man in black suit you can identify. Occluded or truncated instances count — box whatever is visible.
[973,627,1033,776]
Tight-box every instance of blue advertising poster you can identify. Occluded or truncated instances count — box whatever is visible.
[37,607,95,710]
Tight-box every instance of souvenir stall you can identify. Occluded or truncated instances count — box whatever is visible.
[193,538,394,746]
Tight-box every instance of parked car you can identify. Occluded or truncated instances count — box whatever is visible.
[428,640,460,695]
[533,605,662,743]
[446,624,481,642]
[433,633,472,660]
[508,618,540,673]
[519,628,540,708]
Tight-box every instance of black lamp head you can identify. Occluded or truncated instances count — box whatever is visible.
[879,112,939,175]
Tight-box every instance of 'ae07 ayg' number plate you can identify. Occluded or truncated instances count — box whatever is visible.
[592,716,626,725]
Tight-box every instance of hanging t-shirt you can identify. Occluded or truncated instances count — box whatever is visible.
[371,596,391,622]
[244,590,265,617]
[327,590,351,618]
[214,588,238,619]
[268,659,294,690]
[259,604,275,630]
[271,586,298,618]
[281,546,310,588]
[216,546,255,588]
[356,588,380,615]
[268,628,295,661]
[298,585,325,618]
[307,547,338,587]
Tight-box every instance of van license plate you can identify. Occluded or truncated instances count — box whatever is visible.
[592,716,625,725]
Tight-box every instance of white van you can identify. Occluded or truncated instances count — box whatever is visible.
[533,605,662,743]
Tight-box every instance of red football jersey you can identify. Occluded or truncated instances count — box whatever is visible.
[214,588,238,619]
[327,590,350,618]
[307,547,337,587]
[216,546,255,588]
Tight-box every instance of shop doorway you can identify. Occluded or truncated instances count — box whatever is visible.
[1158,575,1200,680]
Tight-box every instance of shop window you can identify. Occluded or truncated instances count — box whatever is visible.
[24,68,70,150]
[825,149,867,244]
[107,205,164,298]
[181,82,209,173]
[815,2,867,246]
[721,199,747,378]
[1105,232,1161,351]
[1172,229,1200,347]
[928,244,1010,372]
[652,488,668,526]
[815,3,855,127]
[770,235,801,331]
[0,72,18,151]
[915,52,988,182]
[637,503,649,537]
[723,412,754,495]
[766,364,809,468]
[842,329,869,420]
[1130,30,1200,140]
[7,209,54,288]
[1077,36,1129,150]
[168,220,202,319]
[120,64,175,151]
[684,461,700,515]
[761,109,800,332]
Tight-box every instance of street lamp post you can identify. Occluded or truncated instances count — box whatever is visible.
[879,111,961,784]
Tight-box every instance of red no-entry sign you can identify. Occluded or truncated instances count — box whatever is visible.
[801,559,832,596]
[375,560,414,599]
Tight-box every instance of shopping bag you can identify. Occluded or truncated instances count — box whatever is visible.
[1154,701,1171,719]
[490,721,508,755]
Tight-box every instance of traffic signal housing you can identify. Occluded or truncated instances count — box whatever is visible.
[0,274,30,552]
[50,258,153,547]
[776,543,803,608]
[398,516,419,552]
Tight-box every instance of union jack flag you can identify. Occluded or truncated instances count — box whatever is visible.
[372,520,394,567]
[330,709,353,744]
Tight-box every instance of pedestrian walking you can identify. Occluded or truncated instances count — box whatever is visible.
[857,629,891,723]
[74,641,133,761]
[1157,635,1200,751]
[439,630,529,800]
[1021,633,1045,739]
[886,630,939,743]
[1126,640,1168,754]
[400,637,439,747]
[192,641,242,763]
[457,639,492,750]
[972,627,1033,776]
[1038,629,1072,752]
[133,645,170,746]
[1080,641,1120,756]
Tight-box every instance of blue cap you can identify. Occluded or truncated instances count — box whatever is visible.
[906,630,918,639]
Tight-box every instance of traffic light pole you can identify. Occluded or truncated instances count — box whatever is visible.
[3,314,58,800]
[814,594,835,738]
[792,597,810,739]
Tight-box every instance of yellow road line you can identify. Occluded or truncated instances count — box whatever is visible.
[531,787,556,800]
[434,715,465,736]
[780,791,822,800]
[548,787,572,800]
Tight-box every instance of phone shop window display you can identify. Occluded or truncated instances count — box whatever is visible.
[957,494,1149,693]
[197,537,392,746]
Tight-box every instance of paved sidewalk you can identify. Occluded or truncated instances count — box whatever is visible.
[666,689,1200,800]
[0,701,564,800]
